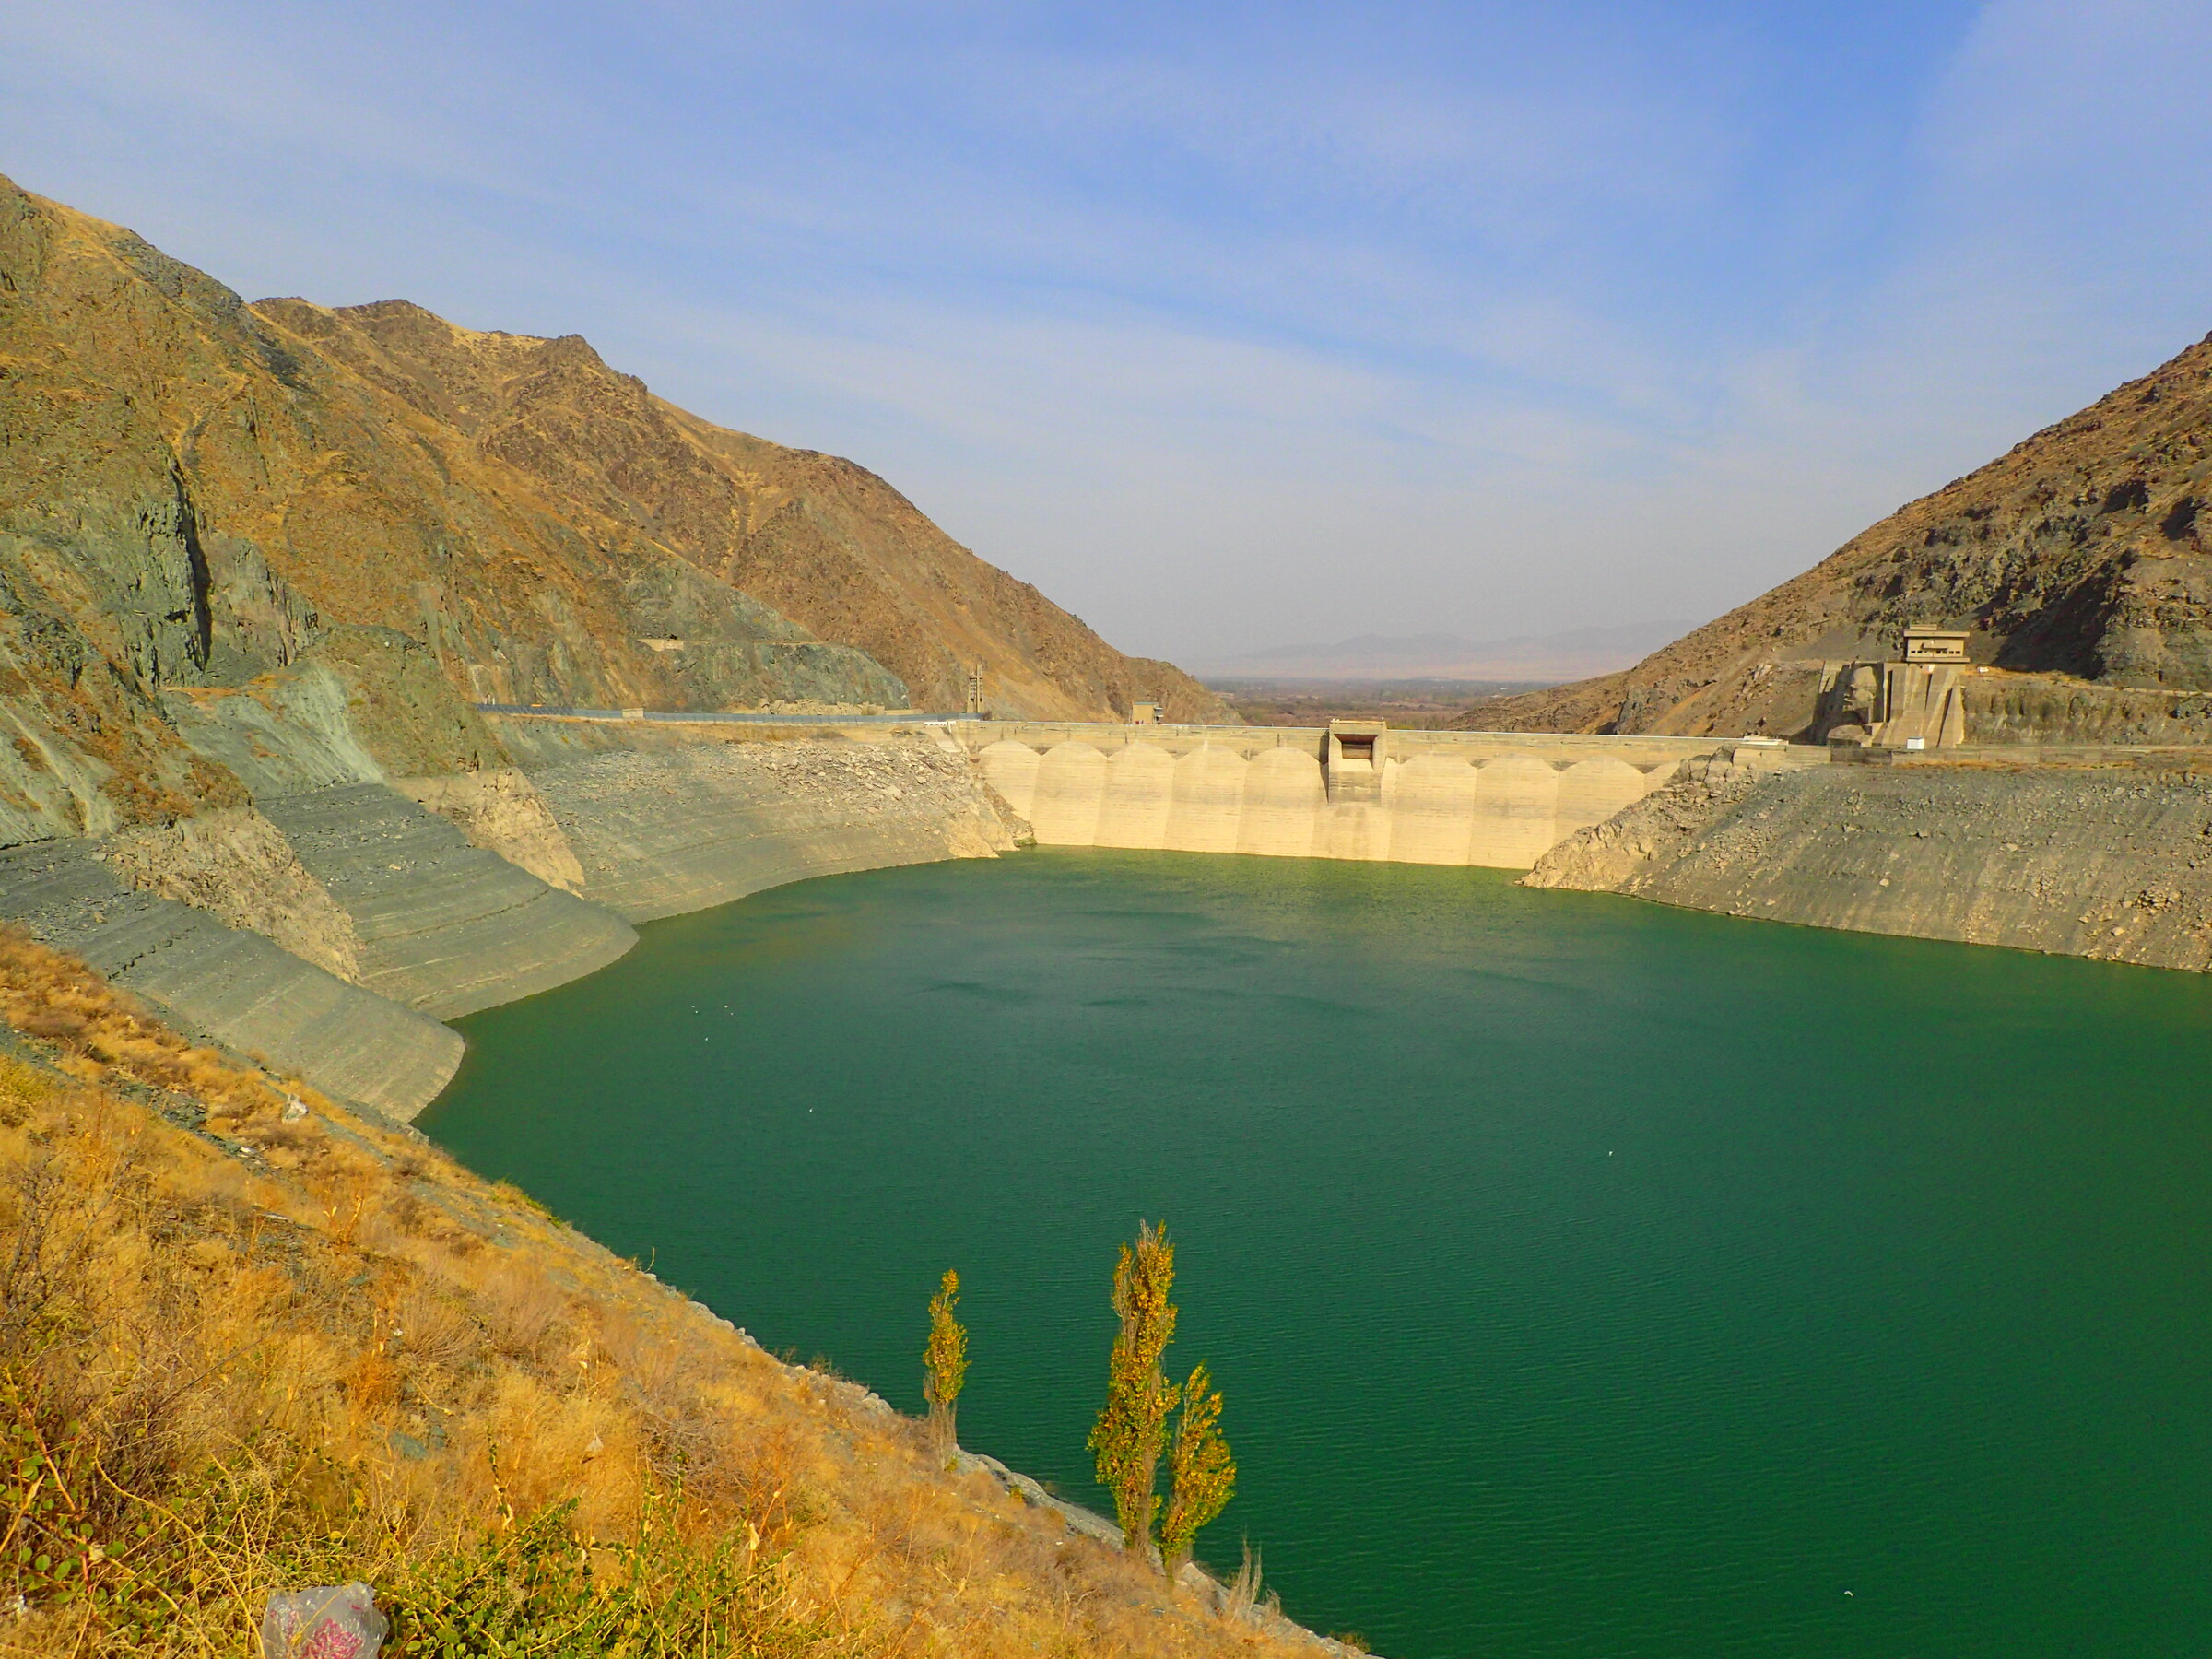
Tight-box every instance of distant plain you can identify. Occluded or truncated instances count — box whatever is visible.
[1204,677,1555,728]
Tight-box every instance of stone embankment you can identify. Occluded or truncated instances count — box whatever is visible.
[1526,747,2212,972]
[493,718,1014,921]
[0,836,465,1117]
[0,691,1020,1120]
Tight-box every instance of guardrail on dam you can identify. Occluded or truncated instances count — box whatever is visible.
[945,721,1828,870]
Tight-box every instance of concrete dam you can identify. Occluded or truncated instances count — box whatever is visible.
[954,720,1808,868]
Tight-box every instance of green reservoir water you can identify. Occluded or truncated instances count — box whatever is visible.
[422,850,2212,1656]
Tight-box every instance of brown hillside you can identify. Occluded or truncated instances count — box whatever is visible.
[661,404,1221,724]
[0,173,1222,814]
[0,929,1322,1656]
[268,296,1227,721]
[1457,332,2212,738]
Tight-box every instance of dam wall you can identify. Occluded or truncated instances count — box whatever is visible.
[1527,748,2212,972]
[952,721,1784,869]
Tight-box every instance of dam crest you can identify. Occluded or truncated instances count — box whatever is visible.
[950,720,1820,869]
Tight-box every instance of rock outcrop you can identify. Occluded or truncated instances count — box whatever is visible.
[0,172,1225,738]
[1460,332,2212,739]
[394,768,586,892]
[100,805,363,980]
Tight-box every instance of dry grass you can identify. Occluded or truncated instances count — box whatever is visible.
[0,927,1332,1657]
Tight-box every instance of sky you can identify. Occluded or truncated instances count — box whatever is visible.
[4,1,2211,664]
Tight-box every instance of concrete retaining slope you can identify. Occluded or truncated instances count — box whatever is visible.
[1527,755,2212,971]
[961,723,1732,870]
[490,720,1016,922]
[256,783,639,1019]
[0,716,1016,1118]
[0,839,463,1117]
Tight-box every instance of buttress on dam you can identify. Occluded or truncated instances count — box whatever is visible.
[961,721,1816,869]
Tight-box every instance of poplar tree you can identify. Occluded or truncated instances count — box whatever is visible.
[1088,1221,1181,1556]
[1159,1360,1235,1577]
[923,1268,968,1459]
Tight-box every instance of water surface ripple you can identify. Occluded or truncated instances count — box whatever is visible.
[423,850,2212,1656]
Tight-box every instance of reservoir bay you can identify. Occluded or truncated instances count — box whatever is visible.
[421,848,2212,1657]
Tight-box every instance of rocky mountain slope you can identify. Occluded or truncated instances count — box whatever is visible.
[0,174,1221,833]
[1524,746,2212,975]
[1457,332,2212,738]
[261,293,1225,722]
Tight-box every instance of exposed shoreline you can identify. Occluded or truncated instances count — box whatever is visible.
[0,718,1022,1120]
[1525,747,2212,972]
[8,710,2212,1124]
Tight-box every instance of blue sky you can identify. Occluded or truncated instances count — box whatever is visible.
[5,1,2211,661]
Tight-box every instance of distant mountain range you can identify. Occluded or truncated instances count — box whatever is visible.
[1192,622,1695,684]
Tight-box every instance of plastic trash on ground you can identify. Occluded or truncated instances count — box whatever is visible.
[260,1583,387,1659]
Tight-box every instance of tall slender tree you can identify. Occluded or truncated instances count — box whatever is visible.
[1088,1221,1181,1556]
[1159,1360,1235,1577]
[923,1268,968,1459]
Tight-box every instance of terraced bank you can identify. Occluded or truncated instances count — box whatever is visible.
[1527,747,2212,971]
[0,702,1018,1119]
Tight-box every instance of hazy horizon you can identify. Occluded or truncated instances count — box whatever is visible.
[1185,618,1695,681]
[5,2,2209,665]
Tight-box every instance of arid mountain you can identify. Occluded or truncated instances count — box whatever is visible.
[264,295,1224,721]
[0,174,1222,839]
[1456,332,2212,737]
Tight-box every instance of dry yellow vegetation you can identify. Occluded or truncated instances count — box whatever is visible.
[0,929,1324,1656]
